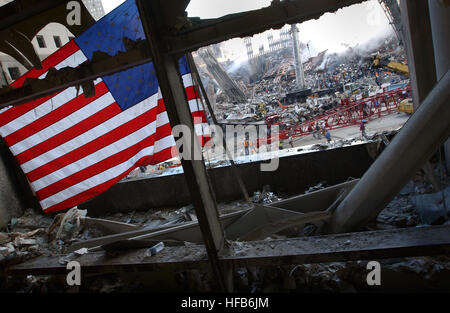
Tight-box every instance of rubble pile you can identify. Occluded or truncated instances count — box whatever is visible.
[0,209,53,280]
[1,145,448,293]
[198,33,407,130]
[252,185,283,204]
[232,256,450,293]
[229,176,450,293]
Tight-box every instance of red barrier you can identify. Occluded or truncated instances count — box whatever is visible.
[257,85,411,147]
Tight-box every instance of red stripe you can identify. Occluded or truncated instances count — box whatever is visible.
[158,97,207,143]
[185,85,200,101]
[11,41,80,88]
[204,137,212,147]
[156,98,166,113]
[154,123,172,141]
[0,41,81,128]
[151,146,177,166]
[37,125,173,200]
[17,102,121,166]
[5,82,108,147]
[27,104,162,182]
[191,111,207,123]
[42,149,175,214]
[198,135,212,147]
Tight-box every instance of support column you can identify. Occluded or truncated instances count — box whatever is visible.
[136,0,230,291]
[399,0,442,190]
[400,0,436,108]
[428,0,450,173]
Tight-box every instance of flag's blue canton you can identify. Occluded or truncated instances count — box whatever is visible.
[101,62,159,111]
[75,0,155,111]
[178,56,190,77]
[75,0,145,59]
[74,0,192,111]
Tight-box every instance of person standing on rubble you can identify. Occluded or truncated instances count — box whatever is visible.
[321,123,326,138]
[308,124,314,137]
[288,135,294,148]
[314,123,321,139]
[244,137,250,156]
[325,129,331,143]
[360,120,367,139]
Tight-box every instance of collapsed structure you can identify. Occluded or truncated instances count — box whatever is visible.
[0,0,449,294]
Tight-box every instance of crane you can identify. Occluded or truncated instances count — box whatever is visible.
[372,55,409,77]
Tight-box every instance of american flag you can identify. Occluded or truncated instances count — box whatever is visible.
[0,0,210,214]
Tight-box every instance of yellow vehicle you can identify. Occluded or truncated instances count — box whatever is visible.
[372,55,411,113]
[258,103,267,114]
[397,98,414,114]
[373,55,409,77]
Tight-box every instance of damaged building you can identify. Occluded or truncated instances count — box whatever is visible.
[0,0,449,299]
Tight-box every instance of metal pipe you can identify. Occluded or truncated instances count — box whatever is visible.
[330,69,450,233]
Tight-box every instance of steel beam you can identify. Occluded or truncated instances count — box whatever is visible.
[163,0,364,54]
[137,0,229,291]
[186,53,250,202]
[0,44,152,109]
[330,69,450,233]
[1,0,365,108]
[428,0,450,175]
[68,209,249,252]
[400,0,437,108]
[9,225,450,277]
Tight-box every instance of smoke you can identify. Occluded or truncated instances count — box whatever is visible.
[352,27,396,55]
[316,55,329,71]
[227,55,249,74]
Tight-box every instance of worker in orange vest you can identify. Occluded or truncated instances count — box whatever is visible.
[244,138,250,156]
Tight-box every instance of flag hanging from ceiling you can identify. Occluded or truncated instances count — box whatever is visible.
[0,0,210,214]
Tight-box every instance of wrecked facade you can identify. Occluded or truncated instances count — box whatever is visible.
[0,0,449,297]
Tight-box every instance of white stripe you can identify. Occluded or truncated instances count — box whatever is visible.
[0,106,11,114]
[182,73,193,88]
[194,123,203,135]
[41,133,176,210]
[32,111,169,192]
[189,99,202,113]
[1,76,101,139]
[0,87,80,138]
[183,73,204,114]
[199,123,211,136]
[38,50,87,79]
[10,90,115,156]
[21,92,159,174]
[153,110,175,154]
[153,133,176,154]
[40,145,156,209]
[194,123,211,136]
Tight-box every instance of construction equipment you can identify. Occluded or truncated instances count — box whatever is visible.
[373,55,409,77]
[372,55,412,114]
[256,84,410,148]
[398,98,414,114]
